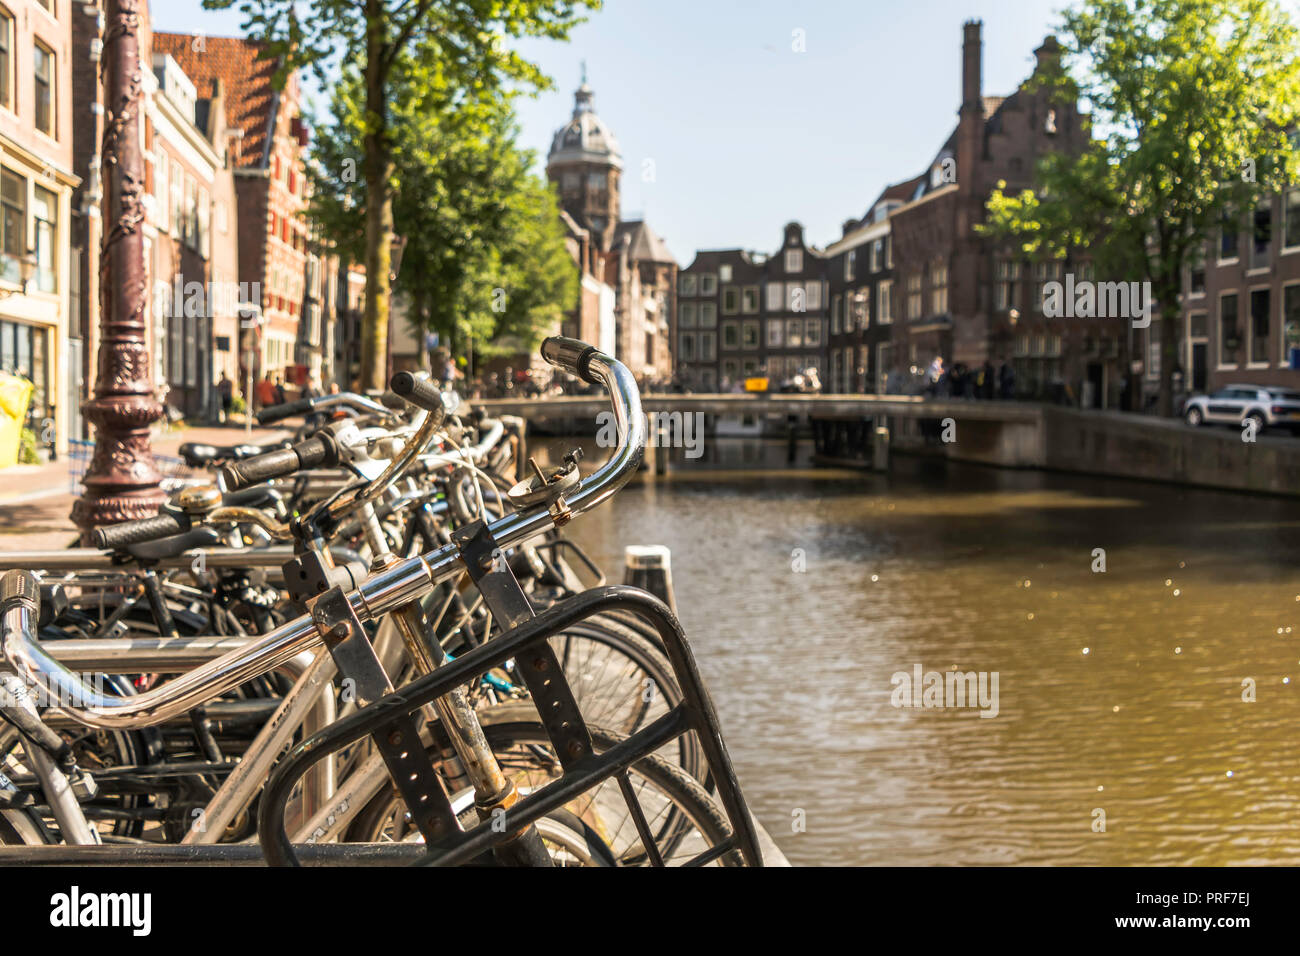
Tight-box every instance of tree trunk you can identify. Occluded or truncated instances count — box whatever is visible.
[360,4,392,393]
[1158,286,1181,418]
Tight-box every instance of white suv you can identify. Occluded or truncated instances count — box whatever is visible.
[1183,384,1300,433]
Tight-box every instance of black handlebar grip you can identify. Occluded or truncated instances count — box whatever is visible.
[379,390,407,411]
[92,512,190,551]
[390,372,448,422]
[0,570,40,613]
[540,337,601,384]
[256,397,316,425]
[219,435,337,491]
[219,446,300,491]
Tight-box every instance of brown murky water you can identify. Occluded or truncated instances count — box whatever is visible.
[566,441,1300,866]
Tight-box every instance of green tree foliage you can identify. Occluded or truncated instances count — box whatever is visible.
[309,61,577,366]
[981,0,1300,415]
[204,0,598,389]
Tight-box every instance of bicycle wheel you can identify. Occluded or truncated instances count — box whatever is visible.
[346,703,741,866]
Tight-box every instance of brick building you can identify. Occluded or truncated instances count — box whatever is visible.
[1,0,78,454]
[882,23,1103,403]
[677,222,829,390]
[1175,186,1300,398]
[151,32,312,399]
[547,77,675,381]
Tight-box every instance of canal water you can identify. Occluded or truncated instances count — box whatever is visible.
[565,439,1300,866]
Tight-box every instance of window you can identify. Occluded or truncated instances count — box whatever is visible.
[722,286,739,315]
[1252,203,1272,269]
[586,172,606,190]
[741,286,759,314]
[845,249,856,282]
[198,187,210,258]
[805,318,822,347]
[721,358,739,382]
[1250,288,1270,364]
[1284,284,1300,366]
[1220,210,1239,260]
[785,248,802,273]
[906,272,922,320]
[786,283,806,313]
[678,333,695,362]
[877,281,893,324]
[698,331,716,361]
[1219,292,1239,365]
[852,290,869,330]
[170,160,184,235]
[1285,189,1300,250]
[741,321,759,349]
[186,176,199,250]
[1188,247,1205,296]
[766,319,783,347]
[831,295,842,335]
[699,273,717,296]
[33,186,55,292]
[679,273,697,296]
[931,259,948,315]
[805,281,821,311]
[995,260,1019,311]
[869,239,883,273]
[679,302,697,328]
[154,148,169,232]
[785,318,803,347]
[0,7,13,111]
[721,321,739,349]
[34,41,54,136]
[719,264,733,283]
[1,167,25,286]
[699,302,717,328]
[765,282,783,311]
[561,172,579,192]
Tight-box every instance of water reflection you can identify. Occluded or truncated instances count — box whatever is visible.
[565,438,1300,865]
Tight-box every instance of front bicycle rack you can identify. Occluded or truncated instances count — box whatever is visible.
[256,583,763,867]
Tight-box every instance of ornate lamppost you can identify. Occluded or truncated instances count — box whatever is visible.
[71,0,165,535]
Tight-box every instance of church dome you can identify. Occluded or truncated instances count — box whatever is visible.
[547,82,623,171]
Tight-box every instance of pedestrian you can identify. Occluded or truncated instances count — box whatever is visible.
[255,372,277,410]
[217,372,233,424]
[998,361,1016,400]
[274,375,286,406]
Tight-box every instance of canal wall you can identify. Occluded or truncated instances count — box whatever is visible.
[894,406,1300,497]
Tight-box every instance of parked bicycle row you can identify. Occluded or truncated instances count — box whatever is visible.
[0,338,761,867]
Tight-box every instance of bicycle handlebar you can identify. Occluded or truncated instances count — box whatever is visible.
[2,340,644,730]
[256,393,389,425]
[540,336,602,385]
[219,433,341,492]
[91,512,192,551]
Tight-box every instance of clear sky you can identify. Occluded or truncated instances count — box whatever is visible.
[153,0,1077,264]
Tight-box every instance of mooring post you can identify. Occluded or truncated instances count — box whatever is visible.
[623,545,678,615]
[642,411,657,479]
[873,416,890,472]
[656,413,668,477]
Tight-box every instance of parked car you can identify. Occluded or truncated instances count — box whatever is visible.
[1182,384,1300,433]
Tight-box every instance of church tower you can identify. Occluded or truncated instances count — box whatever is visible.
[547,70,622,251]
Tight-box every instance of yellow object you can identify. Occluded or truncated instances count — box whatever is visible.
[0,371,34,468]
[744,377,769,393]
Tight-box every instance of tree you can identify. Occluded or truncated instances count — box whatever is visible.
[205,0,598,390]
[981,0,1300,415]
[308,58,577,372]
